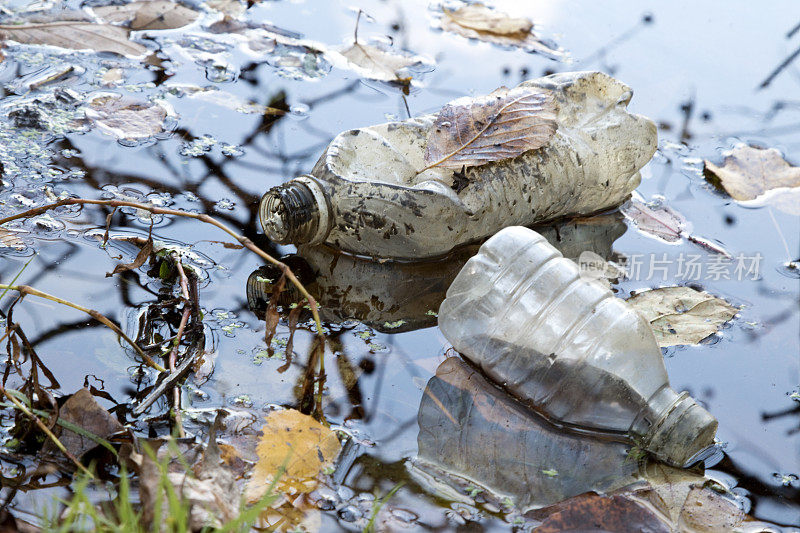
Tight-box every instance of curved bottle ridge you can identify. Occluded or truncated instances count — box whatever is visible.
[259,71,658,260]
[438,226,718,467]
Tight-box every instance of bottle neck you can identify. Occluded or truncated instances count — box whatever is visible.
[631,385,718,467]
[259,176,331,245]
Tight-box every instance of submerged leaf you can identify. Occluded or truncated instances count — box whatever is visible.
[247,409,340,501]
[627,286,738,347]
[0,228,25,250]
[440,3,564,58]
[43,388,123,459]
[0,21,147,56]
[423,86,556,170]
[93,0,200,31]
[336,42,418,84]
[85,95,169,140]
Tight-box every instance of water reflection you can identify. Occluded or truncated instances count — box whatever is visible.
[415,357,639,510]
[245,213,626,333]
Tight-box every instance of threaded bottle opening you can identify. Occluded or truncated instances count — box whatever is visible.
[259,177,330,245]
[643,391,718,467]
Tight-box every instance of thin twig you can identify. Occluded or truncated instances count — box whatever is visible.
[0,198,324,337]
[169,255,191,438]
[0,387,93,477]
[0,284,165,372]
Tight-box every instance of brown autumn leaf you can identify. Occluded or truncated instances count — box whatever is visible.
[106,237,153,277]
[336,42,418,84]
[93,0,200,31]
[704,144,800,201]
[422,86,557,170]
[705,144,800,216]
[85,94,169,140]
[0,20,147,56]
[246,409,340,501]
[440,3,564,59]
[627,286,738,347]
[621,194,730,256]
[43,388,124,459]
[0,228,25,250]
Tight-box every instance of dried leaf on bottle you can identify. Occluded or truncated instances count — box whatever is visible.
[93,1,199,31]
[704,144,800,215]
[0,20,147,56]
[439,3,565,59]
[42,388,123,459]
[423,86,557,170]
[626,286,738,347]
[246,409,340,501]
[334,42,419,84]
[85,94,169,140]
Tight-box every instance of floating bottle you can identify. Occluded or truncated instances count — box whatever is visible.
[415,357,639,510]
[247,214,626,332]
[437,226,717,467]
[259,71,657,260]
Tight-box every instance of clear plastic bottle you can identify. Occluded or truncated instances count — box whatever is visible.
[259,71,657,260]
[415,357,639,510]
[437,226,718,467]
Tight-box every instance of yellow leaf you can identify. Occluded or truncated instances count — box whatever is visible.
[704,144,800,203]
[247,409,340,501]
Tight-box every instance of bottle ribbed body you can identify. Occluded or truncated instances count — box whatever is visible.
[438,226,717,466]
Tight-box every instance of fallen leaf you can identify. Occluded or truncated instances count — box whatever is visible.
[704,144,800,201]
[439,3,564,58]
[44,388,123,459]
[85,94,169,140]
[530,464,760,533]
[246,409,340,501]
[0,228,25,250]
[93,1,200,31]
[0,21,147,56]
[627,286,738,347]
[106,236,153,277]
[422,86,556,170]
[206,0,246,18]
[621,194,731,256]
[186,87,288,116]
[335,42,418,84]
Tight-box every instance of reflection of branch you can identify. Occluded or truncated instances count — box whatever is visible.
[759,43,800,89]
[0,198,324,336]
[0,284,163,372]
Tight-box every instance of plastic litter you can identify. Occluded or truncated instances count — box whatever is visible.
[437,226,718,467]
[259,71,657,260]
[246,214,626,333]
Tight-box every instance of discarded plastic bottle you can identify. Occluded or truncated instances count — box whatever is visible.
[415,357,639,510]
[259,71,657,260]
[246,214,626,332]
[438,226,718,467]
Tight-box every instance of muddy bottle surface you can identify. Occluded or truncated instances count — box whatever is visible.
[415,357,639,510]
[246,214,626,332]
[437,226,718,467]
[259,71,657,260]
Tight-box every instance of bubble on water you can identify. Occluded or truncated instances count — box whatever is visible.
[220,144,244,157]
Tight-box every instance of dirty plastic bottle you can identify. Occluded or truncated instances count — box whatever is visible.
[259,71,657,260]
[246,214,626,333]
[437,226,718,467]
[415,357,639,510]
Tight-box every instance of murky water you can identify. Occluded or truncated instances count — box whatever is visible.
[0,0,798,529]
